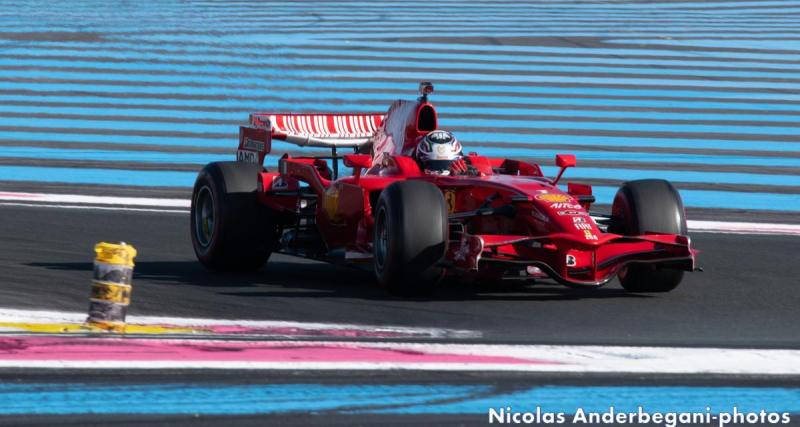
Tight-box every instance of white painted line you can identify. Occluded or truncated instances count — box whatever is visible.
[0,308,481,339]
[688,220,800,236]
[0,191,189,208]
[1,191,798,236]
[0,202,187,214]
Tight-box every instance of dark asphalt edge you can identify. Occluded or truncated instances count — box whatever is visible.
[0,368,798,385]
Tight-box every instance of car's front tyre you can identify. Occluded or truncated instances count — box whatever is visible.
[373,180,448,297]
[610,179,687,293]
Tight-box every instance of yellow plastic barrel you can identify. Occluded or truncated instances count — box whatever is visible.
[86,242,137,332]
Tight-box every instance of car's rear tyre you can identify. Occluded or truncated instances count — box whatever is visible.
[373,181,448,297]
[610,179,687,293]
[191,161,277,271]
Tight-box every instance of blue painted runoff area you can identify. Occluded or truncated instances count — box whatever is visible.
[0,384,795,416]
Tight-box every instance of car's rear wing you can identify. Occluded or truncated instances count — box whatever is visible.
[249,113,385,148]
[239,113,385,178]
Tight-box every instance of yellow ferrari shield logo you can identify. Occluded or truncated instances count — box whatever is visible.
[323,186,340,220]
[444,190,457,213]
[535,193,573,203]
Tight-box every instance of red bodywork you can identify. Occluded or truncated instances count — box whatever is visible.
[239,94,697,287]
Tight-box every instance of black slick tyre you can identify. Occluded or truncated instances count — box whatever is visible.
[190,161,277,271]
[610,179,687,293]
[373,180,448,297]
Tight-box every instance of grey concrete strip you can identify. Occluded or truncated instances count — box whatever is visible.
[0,99,259,114]
[684,206,800,224]
[437,102,800,116]
[308,75,800,95]
[524,158,800,176]
[0,158,205,172]
[0,139,233,154]
[105,32,800,56]
[454,126,800,142]
[6,62,800,84]
[5,109,800,130]
[3,136,795,160]
[571,177,800,195]
[0,111,239,126]
[288,43,800,66]
[4,97,800,120]
[0,181,191,199]
[470,141,800,158]
[5,86,799,107]
[8,51,800,78]
[0,31,104,42]
[0,125,233,139]
[445,113,800,128]
[6,74,798,96]
[19,39,800,68]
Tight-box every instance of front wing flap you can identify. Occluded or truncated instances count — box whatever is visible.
[447,232,697,287]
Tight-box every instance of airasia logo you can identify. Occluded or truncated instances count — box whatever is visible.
[550,203,583,210]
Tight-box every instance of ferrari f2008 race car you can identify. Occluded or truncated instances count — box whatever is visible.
[190,83,698,296]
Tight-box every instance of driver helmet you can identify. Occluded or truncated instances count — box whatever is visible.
[415,130,462,175]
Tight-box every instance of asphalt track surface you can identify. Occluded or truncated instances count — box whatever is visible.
[0,204,798,426]
[1,204,798,349]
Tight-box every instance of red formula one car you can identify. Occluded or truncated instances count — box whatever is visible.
[191,83,698,296]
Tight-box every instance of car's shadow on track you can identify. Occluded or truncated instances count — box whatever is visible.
[28,259,651,302]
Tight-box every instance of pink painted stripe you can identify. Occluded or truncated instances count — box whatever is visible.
[0,337,558,365]
[0,192,38,199]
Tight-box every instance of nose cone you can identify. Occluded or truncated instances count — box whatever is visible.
[530,192,602,241]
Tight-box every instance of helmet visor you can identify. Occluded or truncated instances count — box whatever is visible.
[423,160,454,172]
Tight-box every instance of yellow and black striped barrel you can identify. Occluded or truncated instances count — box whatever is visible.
[86,242,137,332]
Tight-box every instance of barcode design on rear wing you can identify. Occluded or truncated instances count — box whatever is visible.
[249,113,385,148]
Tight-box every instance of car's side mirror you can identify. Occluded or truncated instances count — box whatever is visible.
[552,154,576,185]
[555,154,576,168]
[343,154,372,182]
[343,154,372,169]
